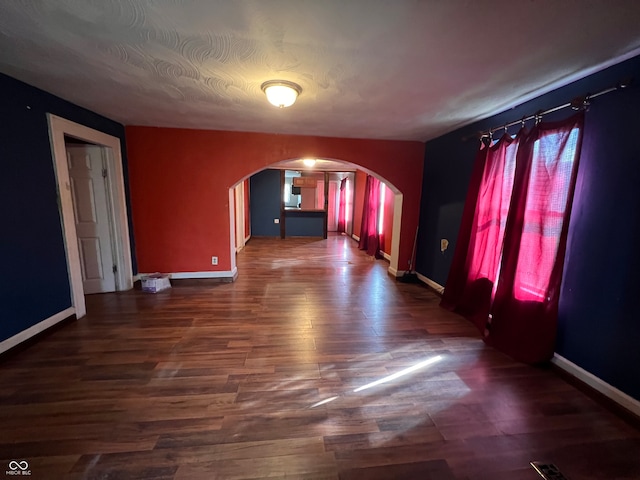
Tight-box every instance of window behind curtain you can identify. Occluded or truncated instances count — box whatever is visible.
[514,127,581,301]
[467,136,519,285]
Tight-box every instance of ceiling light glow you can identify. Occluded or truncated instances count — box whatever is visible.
[261,80,302,108]
[303,158,316,167]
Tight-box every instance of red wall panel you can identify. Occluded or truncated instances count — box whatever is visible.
[126,127,424,273]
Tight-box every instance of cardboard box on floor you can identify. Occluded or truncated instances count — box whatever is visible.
[141,273,171,293]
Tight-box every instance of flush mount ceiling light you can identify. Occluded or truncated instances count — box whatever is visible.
[303,158,316,167]
[261,80,302,108]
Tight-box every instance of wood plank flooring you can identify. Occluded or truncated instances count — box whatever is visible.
[1,234,639,479]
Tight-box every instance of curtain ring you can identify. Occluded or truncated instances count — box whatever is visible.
[521,117,526,128]
[534,110,544,125]
[571,95,590,111]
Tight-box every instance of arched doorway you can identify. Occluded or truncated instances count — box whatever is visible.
[228,158,404,277]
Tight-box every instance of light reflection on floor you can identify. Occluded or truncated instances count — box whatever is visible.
[353,355,443,392]
[308,353,471,414]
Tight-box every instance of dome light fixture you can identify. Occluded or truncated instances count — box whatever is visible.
[261,80,302,108]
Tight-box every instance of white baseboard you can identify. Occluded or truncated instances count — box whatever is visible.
[388,266,400,277]
[139,270,237,280]
[416,273,445,294]
[552,353,640,418]
[158,268,239,281]
[244,234,251,244]
[0,307,75,355]
[349,235,389,261]
[132,273,141,283]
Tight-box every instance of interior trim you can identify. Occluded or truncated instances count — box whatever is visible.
[141,269,239,280]
[416,273,445,294]
[47,114,134,318]
[552,353,640,418]
[0,307,75,355]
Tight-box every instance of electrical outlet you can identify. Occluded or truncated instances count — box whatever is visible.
[211,256,218,265]
[274,218,280,224]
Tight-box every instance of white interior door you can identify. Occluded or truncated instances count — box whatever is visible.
[66,145,116,294]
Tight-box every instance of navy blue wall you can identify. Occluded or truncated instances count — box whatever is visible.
[249,169,327,237]
[0,73,133,343]
[285,212,325,237]
[250,169,281,236]
[417,55,640,400]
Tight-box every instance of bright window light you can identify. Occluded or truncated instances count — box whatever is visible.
[378,182,386,235]
[514,127,580,301]
[345,178,350,225]
[353,355,442,393]
[284,183,291,203]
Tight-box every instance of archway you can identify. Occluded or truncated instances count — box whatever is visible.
[228,158,405,277]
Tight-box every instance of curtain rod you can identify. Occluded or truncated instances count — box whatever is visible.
[462,77,633,142]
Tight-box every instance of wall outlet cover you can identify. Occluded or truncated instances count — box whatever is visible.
[211,256,218,265]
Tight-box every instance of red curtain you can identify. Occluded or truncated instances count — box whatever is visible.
[359,175,382,258]
[442,113,584,363]
[441,131,521,330]
[440,147,489,319]
[337,178,347,233]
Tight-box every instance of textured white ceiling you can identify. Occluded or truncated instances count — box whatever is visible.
[1,1,640,141]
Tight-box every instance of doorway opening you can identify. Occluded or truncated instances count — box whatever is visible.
[48,114,133,318]
[229,159,403,277]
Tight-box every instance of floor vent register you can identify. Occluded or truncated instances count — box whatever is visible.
[530,462,570,480]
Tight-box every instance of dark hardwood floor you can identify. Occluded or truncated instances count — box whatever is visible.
[1,234,639,479]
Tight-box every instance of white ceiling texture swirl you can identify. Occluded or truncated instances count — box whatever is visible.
[1,0,640,141]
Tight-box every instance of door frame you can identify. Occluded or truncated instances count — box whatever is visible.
[234,181,245,252]
[47,114,133,318]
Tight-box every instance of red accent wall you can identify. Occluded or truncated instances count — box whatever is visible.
[352,170,367,240]
[126,127,424,273]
